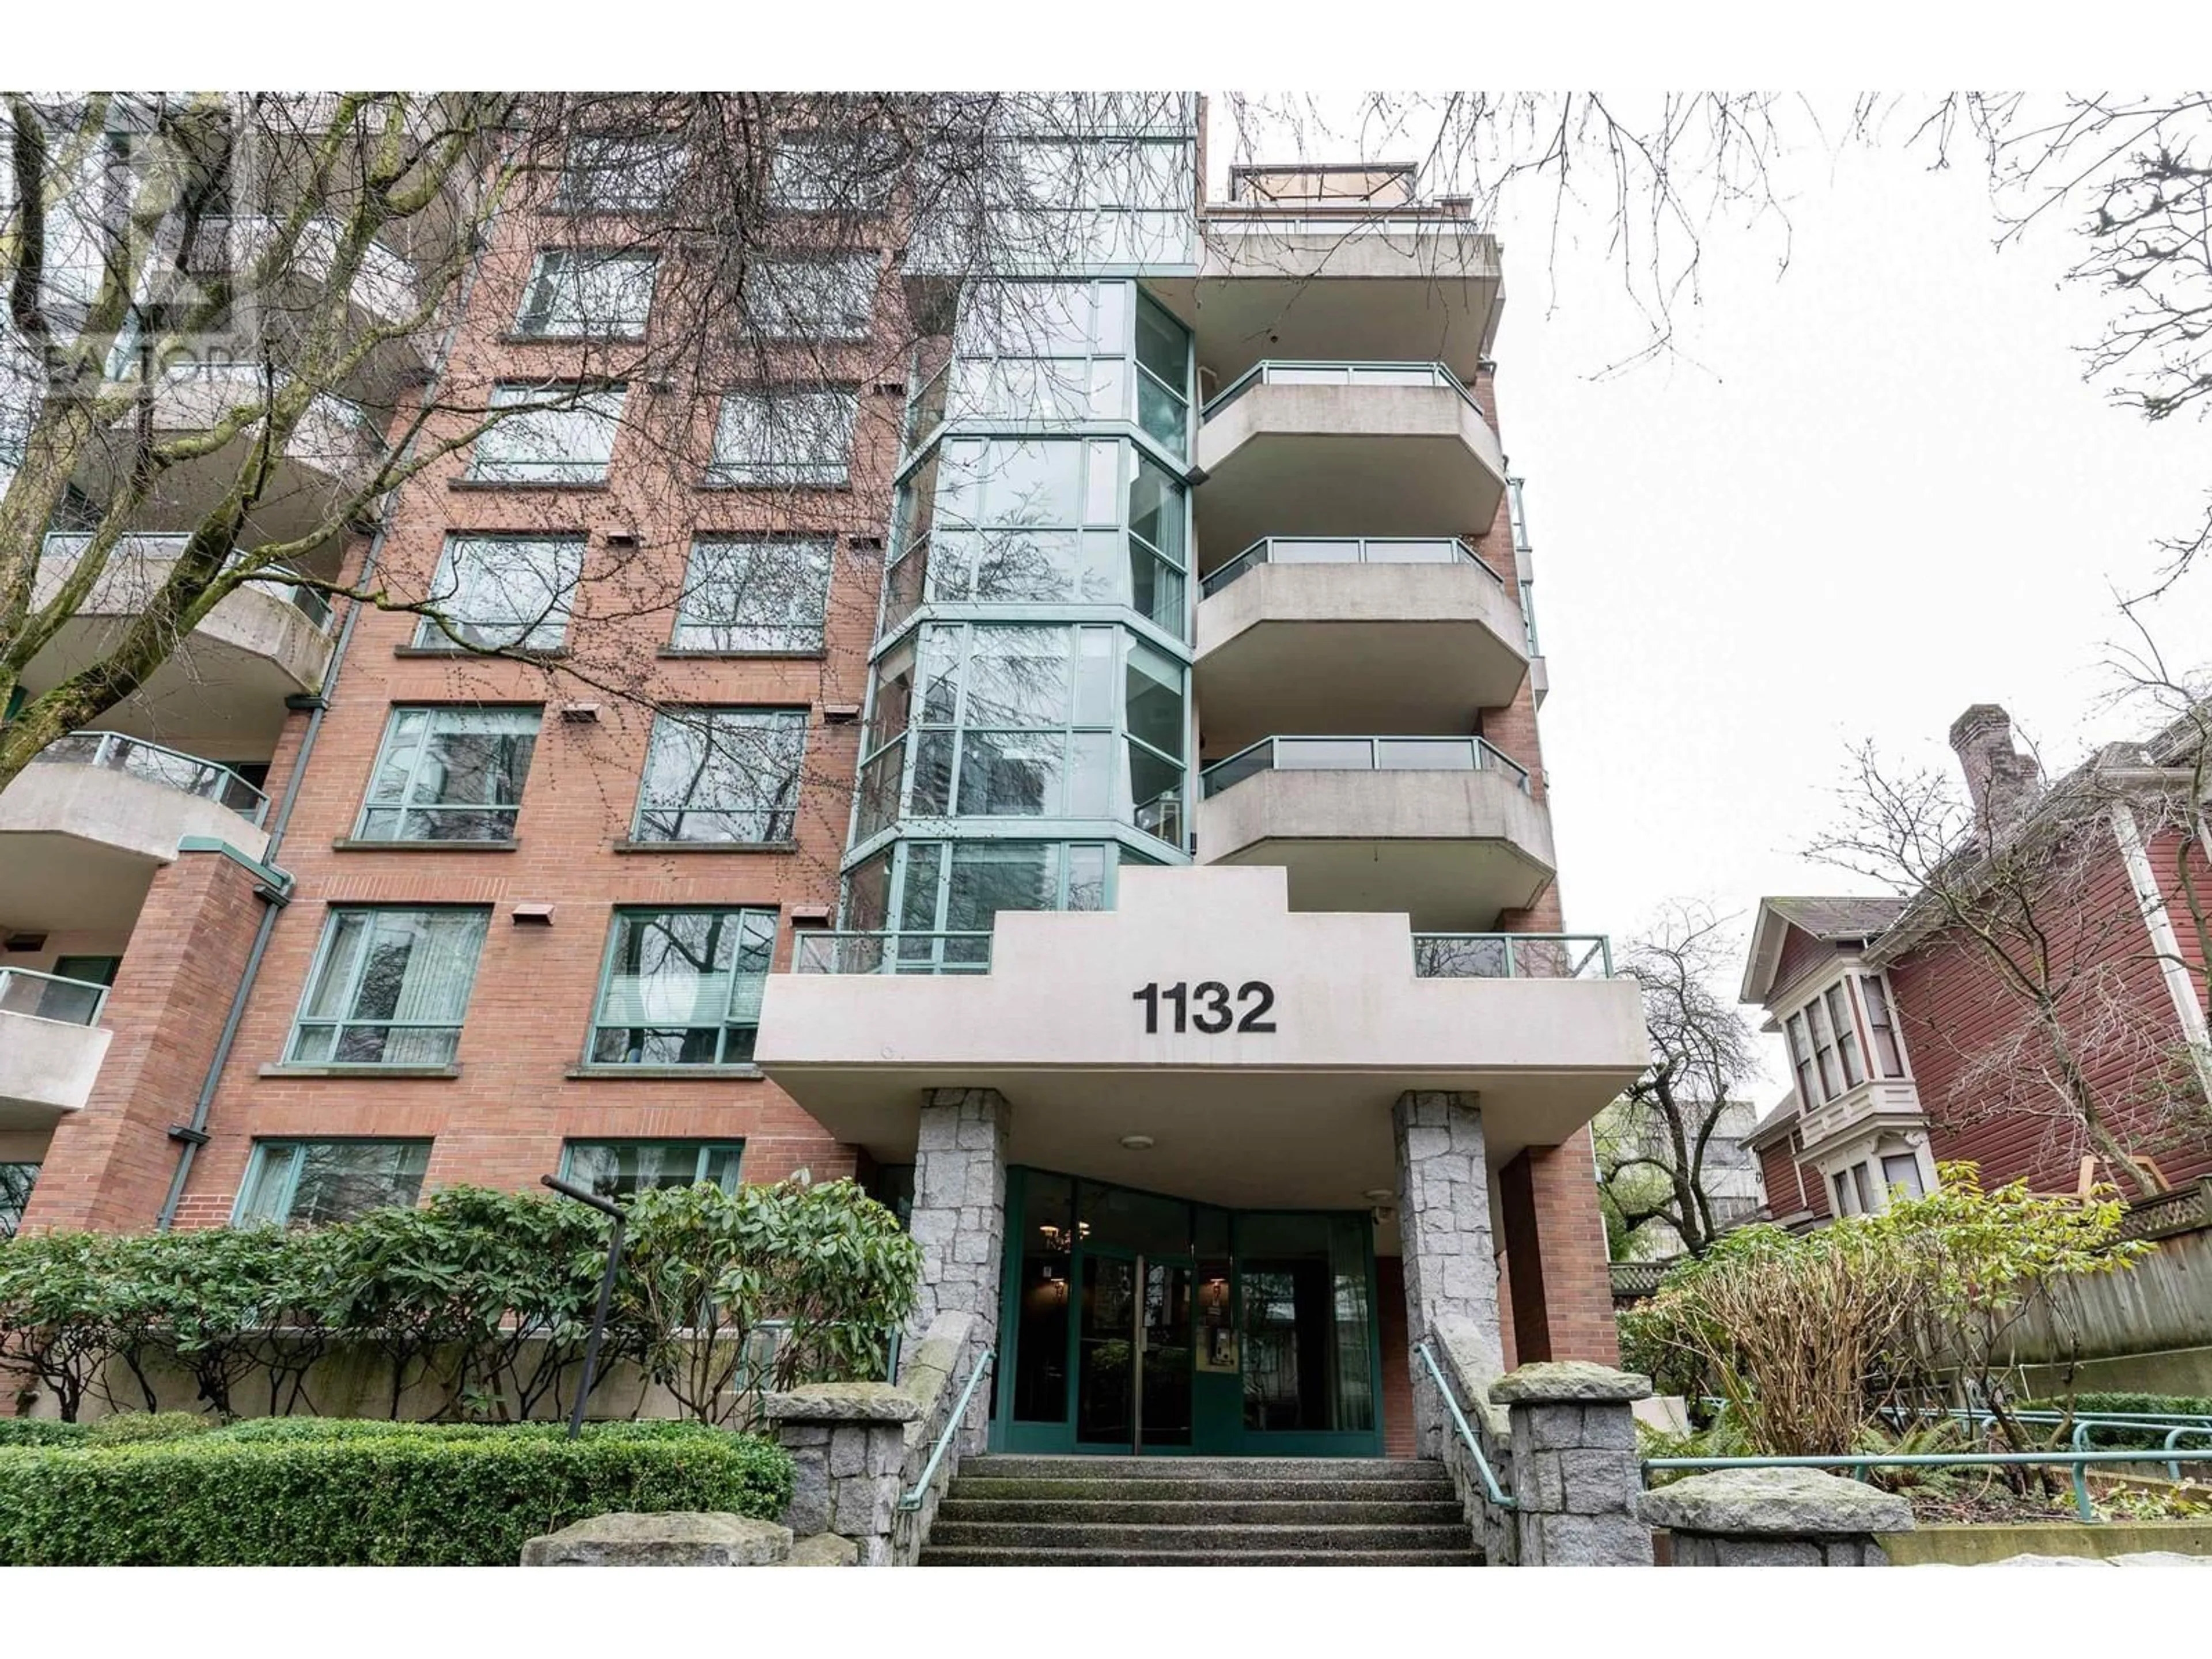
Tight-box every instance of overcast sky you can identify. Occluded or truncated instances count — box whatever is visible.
[1208,103,2212,1095]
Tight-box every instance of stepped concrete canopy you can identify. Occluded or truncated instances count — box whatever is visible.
[756,866,1646,1209]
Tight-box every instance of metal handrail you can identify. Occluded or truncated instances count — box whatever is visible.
[0,966,111,1028]
[899,1344,995,1512]
[1412,932,1614,980]
[40,533,336,634]
[1413,1340,1514,1511]
[790,931,996,975]
[1644,1449,2212,1525]
[31,729,268,823]
[1200,535,1503,600]
[1201,358,1486,422]
[1200,733,1532,798]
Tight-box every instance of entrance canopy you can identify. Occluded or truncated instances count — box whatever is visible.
[756,866,1646,1211]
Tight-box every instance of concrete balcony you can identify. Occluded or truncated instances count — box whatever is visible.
[1193,362,1508,555]
[0,968,112,1127]
[0,732,272,934]
[77,363,381,551]
[1196,736,1554,931]
[1157,211,1502,385]
[757,866,1647,1205]
[1794,1078,1928,1163]
[1195,537,1529,752]
[22,534,337,754]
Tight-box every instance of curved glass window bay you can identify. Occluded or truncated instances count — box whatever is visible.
[884,436,1187,639]
[827,838,1155,973]
[917,281,1190,457]
[856,622,1187,849]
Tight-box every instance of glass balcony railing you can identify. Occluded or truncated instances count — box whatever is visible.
[0,965,111,1027]
[31,730,268,824]
[1201,359,1484,422]
[791,931,996,975]
[40,533,335,632]
[1412,933,1613,980]
[1200,734,1532,800]
[1200,535,1504,600]
[1205,209,1482,238]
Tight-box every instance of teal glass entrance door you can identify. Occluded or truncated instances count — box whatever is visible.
[1075,1251,1193,1450]
[995,1167,1382,1457]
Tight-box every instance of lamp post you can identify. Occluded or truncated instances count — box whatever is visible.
[540,1174,626,1442]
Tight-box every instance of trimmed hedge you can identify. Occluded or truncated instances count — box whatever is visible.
[0,1419,87,1447]
[0,1420,793,1565]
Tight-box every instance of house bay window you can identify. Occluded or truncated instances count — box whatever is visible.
[853,621,1186,847]
[883,434,1188,641]
[588,907,777,1066]
[1786,971,1910,1107]
[1860,973,1907,1078]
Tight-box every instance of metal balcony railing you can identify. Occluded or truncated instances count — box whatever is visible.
[30,730,268,824]
[0,966,110,1027]
[790,931,996,975]
[1201,535,1504,599]
[1206,210,1481,237]
[1412,933,1613,980]
[41,533,335,632]
[1201,359,1484,422]
[1200,734,1532,799]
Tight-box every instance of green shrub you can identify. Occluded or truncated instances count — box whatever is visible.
[209,1417,710,1444]
[86,1411,213,1445]
[0,1419,86,1447]
[0,1423,792,1565]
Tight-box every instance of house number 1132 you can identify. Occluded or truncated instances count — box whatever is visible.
[1132,980,1277,1035]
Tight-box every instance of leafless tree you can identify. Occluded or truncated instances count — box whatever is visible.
[1596,902,1764,1258]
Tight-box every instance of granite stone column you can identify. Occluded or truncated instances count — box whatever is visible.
[1393,1090,1506,1459]
[904,1088,1007,1449]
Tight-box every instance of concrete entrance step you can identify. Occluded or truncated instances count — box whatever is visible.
[957,1455,1441,1482]
[918,1456,1483,1567]
[920,1546,1484,1567]
[938,1497,1466,1526]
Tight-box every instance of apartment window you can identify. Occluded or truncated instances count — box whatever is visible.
[709,389,858,486]
[1831,1171,1854,1217]
[560,1141,744,1202]
[588,907,777,1067]
[415,535,586,652]
[1850,1162,1876,1214]
[744,255,877,341]
[768,134,899,214]
[0,1162,36,1238]
[469,384,626,483]
[236,1141,431,1228]
[515,249,657,338]
[555,135,690,213]
[1881,1153,1926,1200]
[671,536,833,653]
[838,839,1119,971]
[357,706,540,842]
[287,908,491,1066]
[945,281,1190,457]
[633,707,806,844]
[1861,974,1907,1078]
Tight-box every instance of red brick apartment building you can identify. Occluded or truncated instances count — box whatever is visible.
[1,95,1648,1460]
[1741,703,2212,1225]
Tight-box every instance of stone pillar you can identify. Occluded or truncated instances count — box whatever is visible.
[1497,1128,1619,1363]
[906,1087,1007,1453]
[762,1382,924,1567]
[1638,1468,1913,1565]
[1393,1090,1505,1457]
[1491,1361,1653,1566]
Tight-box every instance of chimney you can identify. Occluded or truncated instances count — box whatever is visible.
[1948,703,2043,848]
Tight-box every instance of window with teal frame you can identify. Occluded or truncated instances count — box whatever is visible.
[588,907,777,1066]
[839,838,1143,970]
[234,1140,431,1228]
[286,908,490,1066]
[560,1141,744,1201]
[853,622,1185,849]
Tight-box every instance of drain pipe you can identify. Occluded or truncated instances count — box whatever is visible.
[154,518,388,1230]
[153,176,502,1229]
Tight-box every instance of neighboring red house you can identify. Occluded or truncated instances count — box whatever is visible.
[1741,703,2212,1224]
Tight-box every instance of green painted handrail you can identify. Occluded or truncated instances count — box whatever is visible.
[1413,1339,1514,1511]
[1643,1449,2212,1525]
[898,1344,995,1513]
